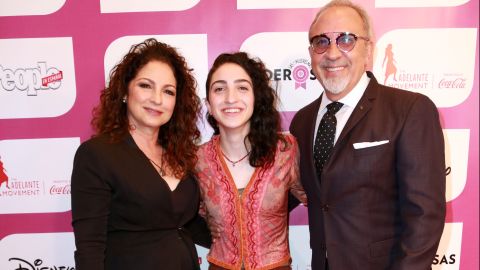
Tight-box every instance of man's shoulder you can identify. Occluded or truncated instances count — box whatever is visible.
[289,97,320,135]
[370,82,439,119]
[291,98,319,122]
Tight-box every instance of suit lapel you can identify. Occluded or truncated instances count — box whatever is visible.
[306,96,323,156]
[305,96,323,192]
[337,72,378,144]
[320,74,379,197]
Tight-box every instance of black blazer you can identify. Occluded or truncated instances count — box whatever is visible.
[290,72,446,270]
[71,134,210,270]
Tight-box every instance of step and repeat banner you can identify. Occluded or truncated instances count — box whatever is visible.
[0,0,478,269]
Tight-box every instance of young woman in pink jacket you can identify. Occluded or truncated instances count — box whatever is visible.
[196,52,307,270]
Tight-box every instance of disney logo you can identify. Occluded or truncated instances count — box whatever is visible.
[8,257,75,270]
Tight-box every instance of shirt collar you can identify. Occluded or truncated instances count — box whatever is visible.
[319,72,370,111]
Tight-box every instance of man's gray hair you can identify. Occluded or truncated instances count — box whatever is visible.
[309,0,374,41]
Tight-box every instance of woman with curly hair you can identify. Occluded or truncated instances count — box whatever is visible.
[195,52,307,270]
[71,38,210,270]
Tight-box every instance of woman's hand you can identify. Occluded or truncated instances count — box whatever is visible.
[207,216,223,242]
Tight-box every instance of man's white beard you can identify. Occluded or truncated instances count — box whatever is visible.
[321,75,349,95]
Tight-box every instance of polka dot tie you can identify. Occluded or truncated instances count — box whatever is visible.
[313,101,343,180]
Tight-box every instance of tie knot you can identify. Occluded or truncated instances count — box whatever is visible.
[326,101,343,115]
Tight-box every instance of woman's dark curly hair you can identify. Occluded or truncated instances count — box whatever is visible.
[92,38,201,178]
[205,52,287,169]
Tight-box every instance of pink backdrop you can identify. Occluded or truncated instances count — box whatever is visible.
[0,0,478,269]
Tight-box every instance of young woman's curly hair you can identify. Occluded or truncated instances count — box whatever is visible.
[91,38,201,177]
[205,52,287,169]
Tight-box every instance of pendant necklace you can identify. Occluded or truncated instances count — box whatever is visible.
[221,150,250,167]
[148,158,166,176]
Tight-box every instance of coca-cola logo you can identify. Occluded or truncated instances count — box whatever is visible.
[49,184,70,195]
[0,62,63,96]
[7,257,75,270]
[438,78,466,89]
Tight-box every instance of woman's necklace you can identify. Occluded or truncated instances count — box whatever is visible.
[221,150,250,167]
[148,158,166,176]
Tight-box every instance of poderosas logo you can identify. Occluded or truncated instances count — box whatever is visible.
[0,156,8,187]
[267,59,316,90]
[433,253,457,265]
[0,62,63,96]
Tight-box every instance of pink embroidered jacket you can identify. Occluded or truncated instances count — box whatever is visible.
[195,134,307,270]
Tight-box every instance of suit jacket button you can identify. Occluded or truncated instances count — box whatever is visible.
[178,227,183,239]
[323,204,329,211]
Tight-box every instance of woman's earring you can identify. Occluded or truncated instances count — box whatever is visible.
[122,97,127,103]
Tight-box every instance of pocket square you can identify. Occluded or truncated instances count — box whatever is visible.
[353,140,389,149]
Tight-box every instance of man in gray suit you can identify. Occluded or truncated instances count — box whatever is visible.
[289,0,446,269]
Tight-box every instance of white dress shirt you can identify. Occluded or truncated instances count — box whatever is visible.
[314,73,371,147]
